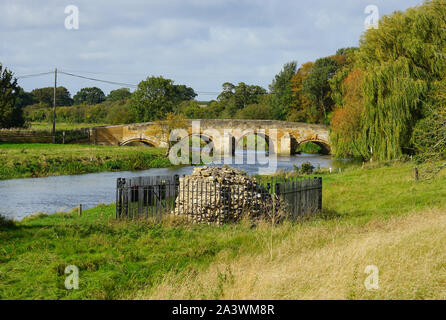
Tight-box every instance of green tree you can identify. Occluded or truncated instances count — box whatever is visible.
[174,85,197,103]
[73,87,106,105]
[15,87,35,109]
[236,83,267,108]
[217,82,236,102]
[32,87,73,107]
[235,103,273,120]
[207,101,226,119]
[0,64,24,128]
[179,100,213,119]
[412,79,446,177]
[217,82,267,118]
[357,0,446,160]
[269,61,297,120]
[31,87,52,106]
[130,76,196,122]
[302,57,340,123]
[106,88,131,102]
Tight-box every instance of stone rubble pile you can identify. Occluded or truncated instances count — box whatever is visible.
[173,166,281,225]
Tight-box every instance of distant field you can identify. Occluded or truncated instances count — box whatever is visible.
[1,162,446,299]
[29,122,109,131]
[0,143,171,180]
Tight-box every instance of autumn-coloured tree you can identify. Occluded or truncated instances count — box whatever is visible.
[330,48,359,107]
[330,68,366,158]
[287,62,313,122]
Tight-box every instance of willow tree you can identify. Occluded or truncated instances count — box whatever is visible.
[412,79,446,178]
[357,0,446,160]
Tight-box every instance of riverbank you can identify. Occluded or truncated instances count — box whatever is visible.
[1,162,446,299]
[0,143,172,180]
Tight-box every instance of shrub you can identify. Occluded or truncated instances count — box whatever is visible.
[293,161,315,175]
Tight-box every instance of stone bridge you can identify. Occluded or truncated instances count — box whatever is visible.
[89,120,330,156]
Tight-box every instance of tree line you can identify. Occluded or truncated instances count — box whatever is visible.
[329,0,445,162]
[1,55,343,127]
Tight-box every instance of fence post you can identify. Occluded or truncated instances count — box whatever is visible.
[174,174,179,213]
[275,183,280,196]
[116,178,124,219]
[123,180,129,219]
[316,177,322,211]
[273,183,280,220]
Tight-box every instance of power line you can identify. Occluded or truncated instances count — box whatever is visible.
[60,69,148,77]
[15,69,222,95]
[60,68,267,80]
[59,71,138,88]
[16,71,54,79]
[60,70,221,95]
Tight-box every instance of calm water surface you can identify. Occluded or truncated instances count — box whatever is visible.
[0,153,348,220]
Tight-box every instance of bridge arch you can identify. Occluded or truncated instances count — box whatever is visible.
[178,133,214,146]
[234,132,274,154]
[296,139,331,155]
[173,133,216,155]
[120,138,158,147]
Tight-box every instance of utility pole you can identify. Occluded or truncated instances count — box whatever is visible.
[52,68,57,143]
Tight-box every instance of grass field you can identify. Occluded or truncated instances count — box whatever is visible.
[0,143,172,180]
[29,122,108,131]
[1,162,446,299]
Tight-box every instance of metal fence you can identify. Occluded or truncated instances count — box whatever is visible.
[116,174,322,222]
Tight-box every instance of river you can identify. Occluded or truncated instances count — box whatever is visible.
[0,153,348,220]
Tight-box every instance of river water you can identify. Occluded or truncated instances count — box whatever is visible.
[0,153,347,220]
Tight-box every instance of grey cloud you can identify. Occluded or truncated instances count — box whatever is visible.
[0,0,424,99]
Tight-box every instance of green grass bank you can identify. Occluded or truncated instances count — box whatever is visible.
[1,162,446,299]
[0,143,172,180]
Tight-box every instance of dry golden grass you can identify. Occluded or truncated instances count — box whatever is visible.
[133,209,446,300]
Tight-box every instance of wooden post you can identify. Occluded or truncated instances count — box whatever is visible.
[414,167,419,181]
[78,204,82,216]
[52,68,57,144]
[62,131,65,144]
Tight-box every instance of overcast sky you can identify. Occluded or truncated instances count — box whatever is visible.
[0,0,424,100]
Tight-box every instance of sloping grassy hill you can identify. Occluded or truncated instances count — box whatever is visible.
[141,208,446,300]
[1,162,446,299]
